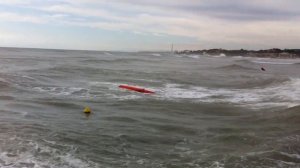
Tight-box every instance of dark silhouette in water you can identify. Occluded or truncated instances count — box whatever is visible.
[261,67,266,71]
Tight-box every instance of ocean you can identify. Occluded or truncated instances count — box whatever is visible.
[0,47,299,168]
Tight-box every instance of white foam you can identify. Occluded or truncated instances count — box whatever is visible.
[104,52,113,56]
[109,93,143,100]
[256,57,271,60]
[33,86,89,96]
[134,78,161,83]
[232,56,243,59]
[252,60,296,65]
[163,84,212,99]
[279,152,300,160]
[89,81,120,91]
[158,78,300,108]
[33,79,300,108]
[187,55,200,59]
[21,75,36,80]
[151,53,161,57]
[209,161,225,168]
[60,154,97,168]
[0,137,99,168]
[213,54,226,58]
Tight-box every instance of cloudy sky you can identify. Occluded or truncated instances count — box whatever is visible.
[0,0,299,51]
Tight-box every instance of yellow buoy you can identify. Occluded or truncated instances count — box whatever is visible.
[83,106,91,113]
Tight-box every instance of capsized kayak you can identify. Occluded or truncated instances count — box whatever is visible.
[119,85,155,94]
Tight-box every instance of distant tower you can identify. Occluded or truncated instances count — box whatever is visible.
[171,43,174,53]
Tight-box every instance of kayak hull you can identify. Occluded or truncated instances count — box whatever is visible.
[119,85,155,94]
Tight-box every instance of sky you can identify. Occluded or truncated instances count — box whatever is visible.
[0,0,299,51]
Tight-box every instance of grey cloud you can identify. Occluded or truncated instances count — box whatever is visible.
[178,1,300,21]
[7,0,300,21]
[107,0,300,21]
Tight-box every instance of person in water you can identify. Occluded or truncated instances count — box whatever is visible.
[261,67,266,71]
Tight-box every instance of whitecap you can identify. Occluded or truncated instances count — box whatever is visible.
[0,137,100,168]
[33,86,89,97]
[252,61,296,65]
[151,53,161,57]
[103,52,113,56]
[188,55,200,59]
[213,53,226,58]
[158,78,300,108]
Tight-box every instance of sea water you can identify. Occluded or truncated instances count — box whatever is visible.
[0,47,299,167]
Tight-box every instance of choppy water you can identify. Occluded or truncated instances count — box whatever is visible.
[0,47,300,168]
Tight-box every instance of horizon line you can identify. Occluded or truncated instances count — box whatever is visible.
[0,46,299,53]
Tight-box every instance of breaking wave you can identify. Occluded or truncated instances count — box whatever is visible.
[30,77,300,109]
[158,78,300,108]
[252,60,297,65]
[0,136,99,168]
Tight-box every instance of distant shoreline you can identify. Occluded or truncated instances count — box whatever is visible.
[176,48,300,58]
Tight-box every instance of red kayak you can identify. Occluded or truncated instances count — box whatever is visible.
[119,85,155,94]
